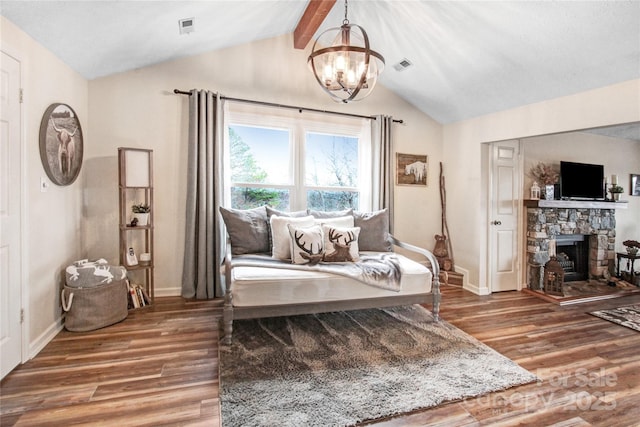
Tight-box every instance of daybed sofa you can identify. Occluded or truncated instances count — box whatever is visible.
[219,206,441,344]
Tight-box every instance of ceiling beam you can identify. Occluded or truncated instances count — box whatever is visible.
[293,0,336,49]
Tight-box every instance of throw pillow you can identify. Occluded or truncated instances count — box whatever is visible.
[288,224,324,265]
[219,206,270,255]
[307,208,353,219]
[265,207,309,249]
[313,215,354,228]
[354,209,392,252]
[322,225,361,262]
[270,215,315,260]
[266,206,308,219]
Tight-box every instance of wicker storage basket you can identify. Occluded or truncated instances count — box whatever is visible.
[62,280,128,332]
[62,259,129,332]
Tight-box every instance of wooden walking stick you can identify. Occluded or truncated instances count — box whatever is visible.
[437,162,454,270]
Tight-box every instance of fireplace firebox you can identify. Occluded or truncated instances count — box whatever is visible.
[554,234,589,282]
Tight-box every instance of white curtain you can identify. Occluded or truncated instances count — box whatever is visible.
[372,115,394,233]
[182,90,225,298]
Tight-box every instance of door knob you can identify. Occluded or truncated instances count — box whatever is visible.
[492,220,502,225]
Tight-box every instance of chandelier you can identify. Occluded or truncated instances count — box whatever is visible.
[308,0,385,103]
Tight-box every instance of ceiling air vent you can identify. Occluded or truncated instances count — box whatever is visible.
[179,18,195,35]
[393,58,413,72]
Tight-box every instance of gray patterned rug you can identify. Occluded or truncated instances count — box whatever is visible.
[219,305,538,426]
[589,304,640,332]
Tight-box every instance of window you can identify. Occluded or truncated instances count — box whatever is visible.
[224,107,370,212]
[305,132,359,211]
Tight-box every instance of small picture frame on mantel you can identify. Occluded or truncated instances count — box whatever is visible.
[631,174,640,196]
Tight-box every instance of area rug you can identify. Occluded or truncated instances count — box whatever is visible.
[219,305,538,427]
[589,304,640,332]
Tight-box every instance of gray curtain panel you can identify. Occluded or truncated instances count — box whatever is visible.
[372,115,394,233]
[182,90,225,299]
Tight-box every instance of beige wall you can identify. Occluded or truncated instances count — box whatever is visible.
[1,17,89,355]
[86,33,443,296]
[444,79,640,294]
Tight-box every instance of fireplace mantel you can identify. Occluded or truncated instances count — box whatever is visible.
[524,199,628,209]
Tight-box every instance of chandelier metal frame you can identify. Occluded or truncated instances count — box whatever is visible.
[308,0,385,103]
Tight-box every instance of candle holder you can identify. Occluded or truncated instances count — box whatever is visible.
[530,181,541,200]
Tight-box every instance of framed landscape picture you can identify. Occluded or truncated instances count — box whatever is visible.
[631,174,640,196]
[396,153,428,186]
[39,103,84,186]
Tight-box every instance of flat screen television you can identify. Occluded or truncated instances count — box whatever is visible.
[559,161,605,200]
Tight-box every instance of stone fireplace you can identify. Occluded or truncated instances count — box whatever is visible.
[525,200,619,290]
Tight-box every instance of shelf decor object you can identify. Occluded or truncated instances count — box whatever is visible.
[608,184,624,201]
[530,181,541,200]
[529,162,558,200]
[118,147,154,302]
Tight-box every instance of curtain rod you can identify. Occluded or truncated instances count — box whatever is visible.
[173,89,403,124]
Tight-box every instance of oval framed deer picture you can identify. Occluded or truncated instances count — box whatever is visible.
[39,103,84,186]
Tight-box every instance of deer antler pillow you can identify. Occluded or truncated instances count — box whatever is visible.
[288,224,324,265]
[322,225,361,262]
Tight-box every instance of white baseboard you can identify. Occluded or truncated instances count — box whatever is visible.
[464,281,491,296]
[154,286,182,297]
[29,316,64,360]
[455,266,491,296]
[454,266,469,287]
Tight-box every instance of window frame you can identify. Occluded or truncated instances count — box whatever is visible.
[223,105,372,211]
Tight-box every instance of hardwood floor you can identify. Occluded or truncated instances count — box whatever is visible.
[2,286,639,426]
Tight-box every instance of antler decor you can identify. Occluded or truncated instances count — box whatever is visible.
[294,230,324,265]
[324,229,356,262]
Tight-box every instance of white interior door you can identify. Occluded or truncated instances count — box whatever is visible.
[489,140,521,292]
[1,51,24,379]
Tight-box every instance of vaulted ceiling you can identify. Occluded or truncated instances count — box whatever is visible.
[2,0,639,127]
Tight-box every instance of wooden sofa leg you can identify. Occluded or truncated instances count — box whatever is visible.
[433,281,441,321]
[223,305,233,345]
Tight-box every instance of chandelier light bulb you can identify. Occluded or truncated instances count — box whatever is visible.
[347,69,356,85]
[323,64,333,81]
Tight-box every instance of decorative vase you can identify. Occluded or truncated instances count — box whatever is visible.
[544,185,555,200]
[611,193,621,201]
[626,247,639,256]
[132,212,150,226]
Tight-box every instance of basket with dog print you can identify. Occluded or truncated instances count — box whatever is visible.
[62,259,128,331]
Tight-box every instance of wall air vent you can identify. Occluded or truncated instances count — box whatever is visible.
[179,18,195,35]
[393,58,413,71]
